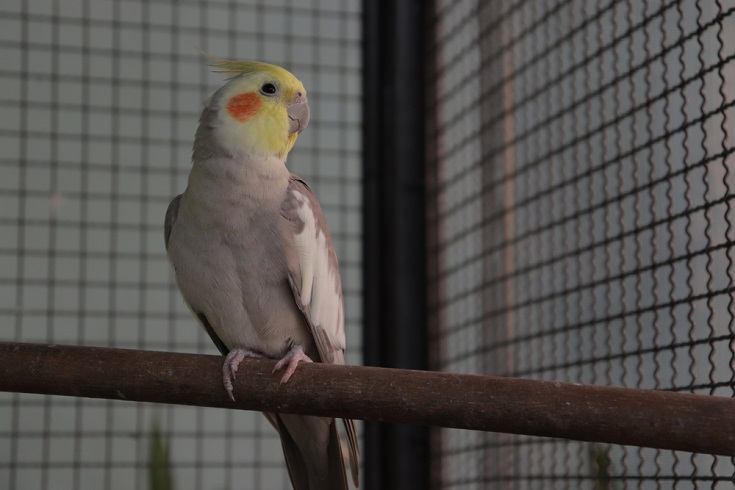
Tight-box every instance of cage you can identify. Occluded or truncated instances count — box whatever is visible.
[0,1,733,489]
[0,1,362,489]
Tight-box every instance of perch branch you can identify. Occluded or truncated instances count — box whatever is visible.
[0,342,733,456]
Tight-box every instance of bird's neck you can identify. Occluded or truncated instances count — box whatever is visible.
[182,155,290,228]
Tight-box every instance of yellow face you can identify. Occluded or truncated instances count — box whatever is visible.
[213,61,309,160]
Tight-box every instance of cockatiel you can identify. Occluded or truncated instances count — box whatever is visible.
[164,59,359,490]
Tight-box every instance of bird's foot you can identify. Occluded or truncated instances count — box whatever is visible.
[223,347,265,401]
[272,344,313,384]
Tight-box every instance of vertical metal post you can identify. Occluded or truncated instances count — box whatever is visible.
[362,0,430,489]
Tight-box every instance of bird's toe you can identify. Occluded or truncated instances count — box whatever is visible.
[222,348,265,401]
[272,344,313,384]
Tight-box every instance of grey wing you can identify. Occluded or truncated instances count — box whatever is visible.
[164,194,229,356]
[281,178,345,362]
[281,176,360,487]
[164,194,182,251]
[164,194,281,463]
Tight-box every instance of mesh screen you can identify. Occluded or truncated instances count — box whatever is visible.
[427,0,734,488]
[0,0,362,489]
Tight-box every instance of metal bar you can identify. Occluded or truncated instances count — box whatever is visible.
[363,0,431,488]
[1,342,733,457]
[363,0,433,490]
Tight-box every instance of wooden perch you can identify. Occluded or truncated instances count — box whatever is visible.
[0,342,733,456]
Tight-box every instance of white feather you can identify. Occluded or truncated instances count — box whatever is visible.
[323,285,339,339]
[309,231,326,323]
[293,191,315,305]
[289,187,345,354]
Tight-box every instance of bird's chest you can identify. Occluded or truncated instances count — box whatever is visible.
[172,203,287,303]
[169,203,308,354]
[222,216,288,288]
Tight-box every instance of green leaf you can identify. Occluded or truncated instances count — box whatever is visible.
[149,418,174,490]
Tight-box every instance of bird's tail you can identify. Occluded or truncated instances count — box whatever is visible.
[269,413,353,490]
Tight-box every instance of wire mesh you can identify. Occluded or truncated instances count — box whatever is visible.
[427,0,734,488]
[0,0,362,489]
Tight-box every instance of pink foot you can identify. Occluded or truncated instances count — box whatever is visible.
[223,348,264,401]
[272,344,313,384]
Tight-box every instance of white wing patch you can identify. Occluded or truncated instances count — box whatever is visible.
[287,183,360,484]
[291,190,346,356]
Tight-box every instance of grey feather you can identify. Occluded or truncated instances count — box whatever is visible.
[164,194,182,251]
[167,195,231,357]
[273,415,311,490]
[282,177,360,487]
[277,414,349,490]
[197,313,229,356]
[281,177,345,360]
[342,418,360,486]
[326,421,350,490]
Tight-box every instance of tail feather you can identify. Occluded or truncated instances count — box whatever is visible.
[341,419,360,487]
[273,415,311,490]
[274,414,350,490]
[326,422,349,490]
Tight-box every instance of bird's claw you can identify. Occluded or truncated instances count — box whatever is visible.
[272,344,313,384]
[223,348,264,401]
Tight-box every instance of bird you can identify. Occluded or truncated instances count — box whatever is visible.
[164,58,359,490]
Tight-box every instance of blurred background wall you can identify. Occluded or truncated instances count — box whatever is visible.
[427,0,734,488]
[0,1,362,489]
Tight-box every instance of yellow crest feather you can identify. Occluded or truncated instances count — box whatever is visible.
[205,54,298,85]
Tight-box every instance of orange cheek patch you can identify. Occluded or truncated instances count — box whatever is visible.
[227,92,261,122]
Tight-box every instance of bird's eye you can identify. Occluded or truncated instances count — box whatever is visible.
[260,83,277,96]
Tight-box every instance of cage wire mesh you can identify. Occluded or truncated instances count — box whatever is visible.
[0,0,362,489]
[428,0,734,488]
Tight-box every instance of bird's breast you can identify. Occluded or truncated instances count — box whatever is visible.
[168,202,311,357]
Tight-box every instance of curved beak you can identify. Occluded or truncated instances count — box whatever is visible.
[287,94,310,134]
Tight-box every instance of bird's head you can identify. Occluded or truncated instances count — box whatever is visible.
[199,58,309,161]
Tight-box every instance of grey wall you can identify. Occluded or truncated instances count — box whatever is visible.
[0,1,362,489]
[428,0,734,488]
